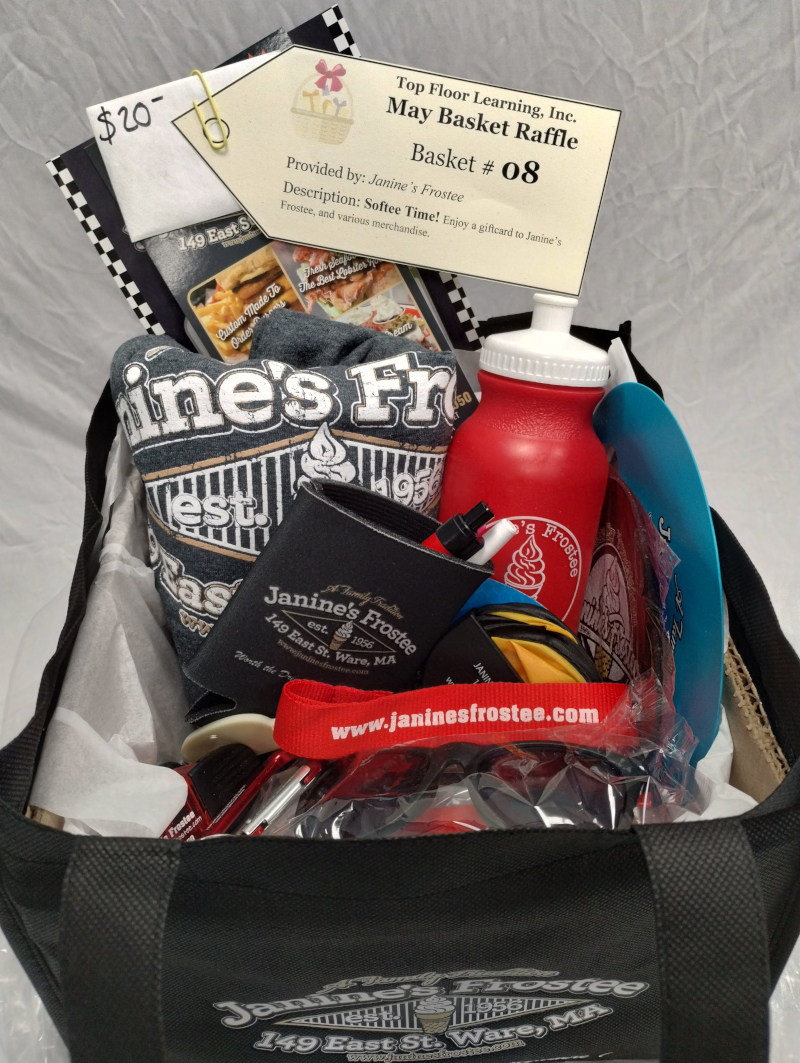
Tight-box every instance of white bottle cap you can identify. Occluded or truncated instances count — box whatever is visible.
[479,293,610,387]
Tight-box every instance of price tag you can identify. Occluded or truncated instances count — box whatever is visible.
[173,47,620,295]
[86,54,277,242]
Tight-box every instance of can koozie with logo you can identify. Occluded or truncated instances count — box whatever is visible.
[184,480,491,714]
[109,311,464,707]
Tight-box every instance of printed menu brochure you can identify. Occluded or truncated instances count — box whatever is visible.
[145,213,450,362]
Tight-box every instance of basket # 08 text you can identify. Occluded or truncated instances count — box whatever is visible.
[173,47,620,294]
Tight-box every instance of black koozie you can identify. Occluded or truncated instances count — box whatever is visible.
[185,480,490,713]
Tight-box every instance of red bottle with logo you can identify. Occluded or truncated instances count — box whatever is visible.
[439,293,610,631]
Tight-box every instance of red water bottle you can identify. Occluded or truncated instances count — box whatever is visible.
[439,293,610,631]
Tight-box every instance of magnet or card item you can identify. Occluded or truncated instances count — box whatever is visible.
[593,382,724,761]
[144,220,452,364]
[422,602,600,687]
[180,714,278,763]
[172,47,620,294]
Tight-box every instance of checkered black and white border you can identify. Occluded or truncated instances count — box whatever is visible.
[323,5,360,56]
[45,9,355,337]
[439,272,482,349]
[46,155,165,336]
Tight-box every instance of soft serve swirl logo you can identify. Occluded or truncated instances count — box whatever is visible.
[489,517,582,621]
[298,423,357,485]
[505,524,547,598]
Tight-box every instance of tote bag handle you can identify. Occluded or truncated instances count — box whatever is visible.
[635,818,770,1063]
[60,837,181,1063]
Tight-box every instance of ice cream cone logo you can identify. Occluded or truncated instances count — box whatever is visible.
[300,423,357,483]
[329,620,353,650]
[414,996,456,1033]
[505,522,546,597]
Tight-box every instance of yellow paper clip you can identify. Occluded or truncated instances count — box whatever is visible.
[190,69,228,150]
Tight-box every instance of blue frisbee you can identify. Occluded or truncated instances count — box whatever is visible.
[593,382,724,761]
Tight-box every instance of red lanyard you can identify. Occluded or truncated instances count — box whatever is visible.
[274,679,635,759]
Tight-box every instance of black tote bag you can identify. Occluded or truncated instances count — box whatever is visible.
[1,325,799,1063]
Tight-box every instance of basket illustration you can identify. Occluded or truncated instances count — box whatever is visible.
[292,60,354,145]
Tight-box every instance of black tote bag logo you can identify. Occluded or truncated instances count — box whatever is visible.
[213,968,649,1059]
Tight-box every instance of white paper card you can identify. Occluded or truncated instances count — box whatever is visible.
[87,54,277,241]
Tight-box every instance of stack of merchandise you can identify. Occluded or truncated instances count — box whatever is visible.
[32,5,737,846]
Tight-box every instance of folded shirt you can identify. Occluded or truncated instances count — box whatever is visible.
[109,311,461,708]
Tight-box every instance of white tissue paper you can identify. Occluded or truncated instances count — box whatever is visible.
[30,708,187,837]
[86,53,277,242]
[675,708,757,821]
[28,429,190,837]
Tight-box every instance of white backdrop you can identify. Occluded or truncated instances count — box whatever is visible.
[0,2,799,1060]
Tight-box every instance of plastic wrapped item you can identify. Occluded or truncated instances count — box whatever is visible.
[0,931,69,1063]
[593,384,726,761]
[257,672,703,839]
[267,743,651,839]
[578,462,679,702]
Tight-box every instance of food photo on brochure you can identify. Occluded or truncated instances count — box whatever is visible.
[3,5,800,1063]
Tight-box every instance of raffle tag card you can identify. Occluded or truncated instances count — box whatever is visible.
[173,47,620,294]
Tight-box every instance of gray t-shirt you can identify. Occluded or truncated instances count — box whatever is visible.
[110,310,460,709]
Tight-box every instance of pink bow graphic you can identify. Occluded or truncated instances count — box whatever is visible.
[315,59,345,94]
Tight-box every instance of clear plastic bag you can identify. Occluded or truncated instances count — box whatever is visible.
[578,462,680,704]
[255,672,703,839]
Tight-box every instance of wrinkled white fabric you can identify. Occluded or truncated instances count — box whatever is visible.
[26,454,191,837]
